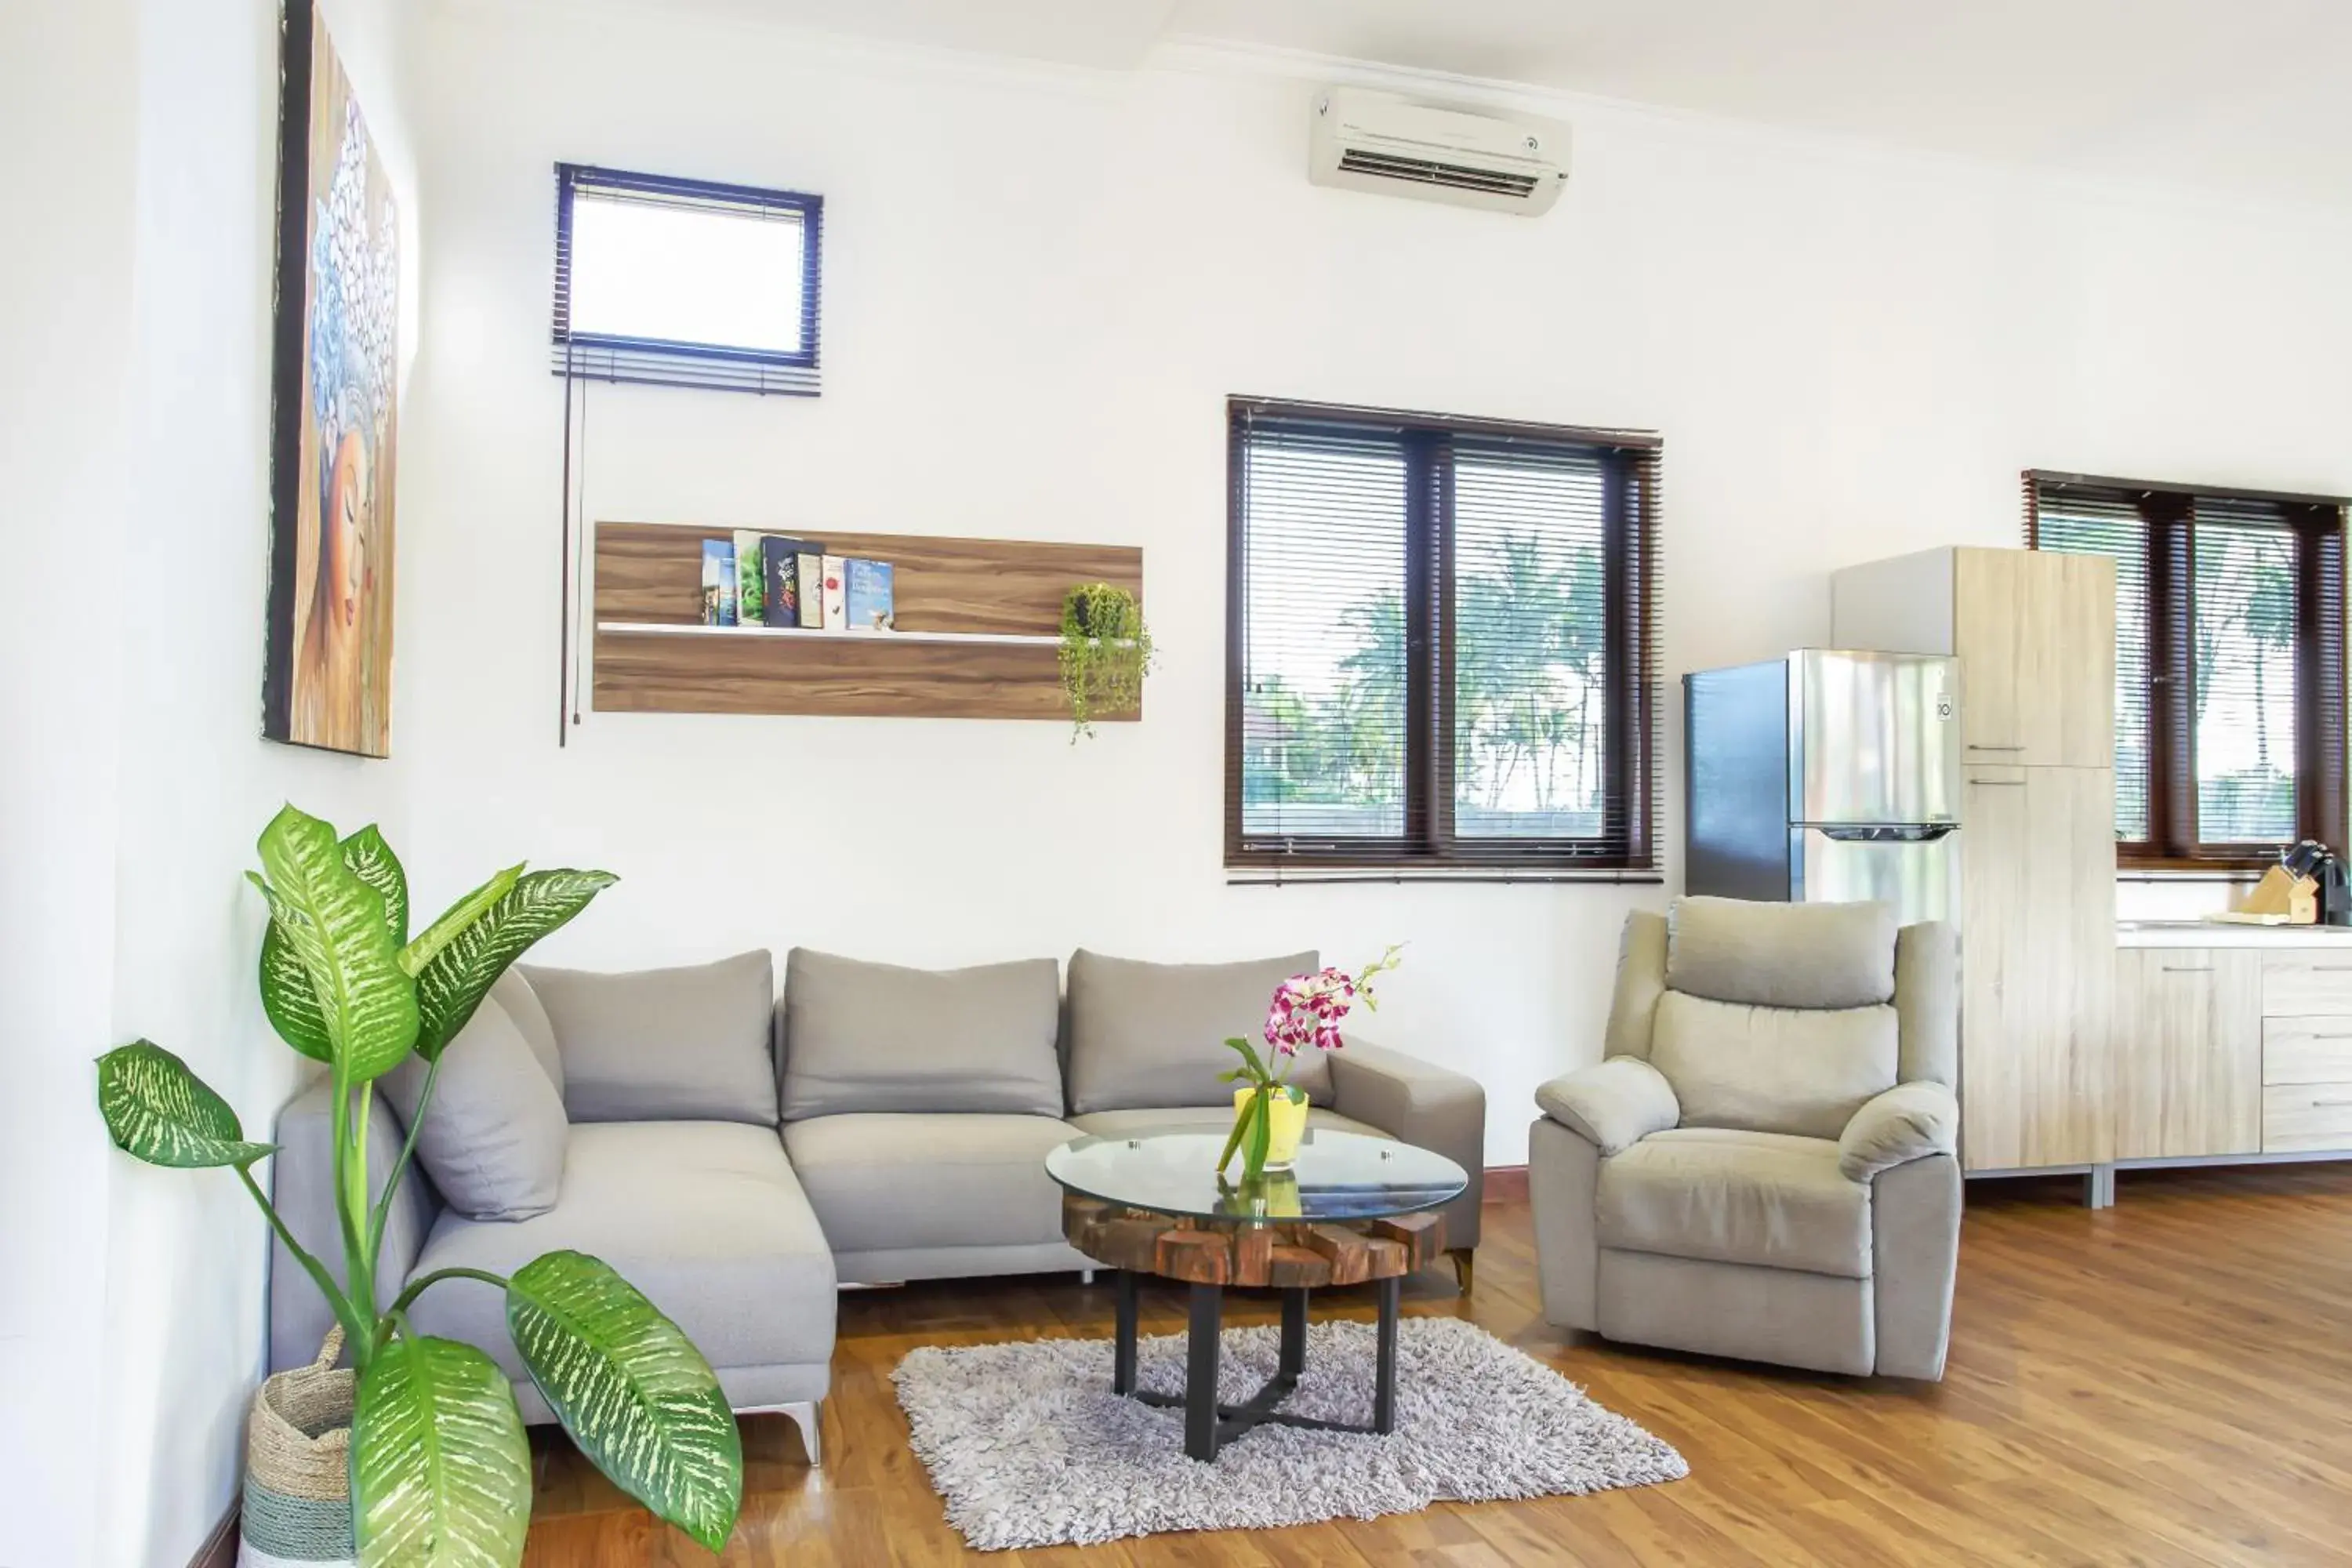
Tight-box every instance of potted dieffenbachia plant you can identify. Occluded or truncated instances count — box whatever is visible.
[94,806,742,1566]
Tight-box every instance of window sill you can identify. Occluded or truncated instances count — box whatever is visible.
[1228,868,1664,887]
[2115,866,2264,883]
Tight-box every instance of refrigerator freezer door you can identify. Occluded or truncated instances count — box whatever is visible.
[1791,825,1960,927]
[1790,650,1962,826]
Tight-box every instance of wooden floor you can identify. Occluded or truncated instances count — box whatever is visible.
[524,1164,2352,1566]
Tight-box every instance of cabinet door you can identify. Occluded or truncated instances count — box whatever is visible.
[2112,949,2262,1159]
[1960,764,2115,1171]
[1954,549,2114,770]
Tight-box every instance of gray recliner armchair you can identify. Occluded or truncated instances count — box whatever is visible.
[1530,896,1962,1379]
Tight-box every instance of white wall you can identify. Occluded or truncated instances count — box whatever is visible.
[0,4,141,1559]
[400,2,2352,1173]
[1,1,420,1563]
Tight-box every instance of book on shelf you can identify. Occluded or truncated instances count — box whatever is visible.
[796,550,826,628]
[819,554,847,630]
[700,539,738,626]
[844,558,895,631]
[732,530,766,626]
[759,535,823,629]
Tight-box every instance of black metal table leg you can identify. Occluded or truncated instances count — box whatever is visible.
[1112,1269,1138,1396]
[1372,1275,1401,1434]
[1185,1283,1224,1461]
[1279,1287,1308,1381]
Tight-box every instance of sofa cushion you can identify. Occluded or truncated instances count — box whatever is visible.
[782,1112,1076,1254]
[1597,1127,1869,1279]
[1649,989,1897,1142]
[521,950,777,1126]
[491,967,562,1096]
[780,950,1062,1120]
[1666,897,1896,1011]
[1065,1105,1388,1142]
[1065,949,1322,1114]
[408,1121,835,1382]
[380,994,568,1221]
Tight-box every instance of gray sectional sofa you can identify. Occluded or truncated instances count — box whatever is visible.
[268,946,1486,1455]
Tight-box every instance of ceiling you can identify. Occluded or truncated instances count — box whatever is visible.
[630,0,2352,208]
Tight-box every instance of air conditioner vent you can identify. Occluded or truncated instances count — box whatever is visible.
[1309,87,1568,216]
[1335,148,1541,201]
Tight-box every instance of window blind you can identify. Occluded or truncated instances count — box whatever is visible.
[2190,499,2299,844]
[1234,418,1412,843]
[1228,399,1661,875]
[2027,482,2152,841]
[551,164,824,396]
[2027,470,2348,863]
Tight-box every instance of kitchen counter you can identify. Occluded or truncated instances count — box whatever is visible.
[2115,920,2352,948]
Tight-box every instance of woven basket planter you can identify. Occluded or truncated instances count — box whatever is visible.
[238,1329,356,1568]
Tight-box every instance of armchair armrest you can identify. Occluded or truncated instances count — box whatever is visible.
[1534,1057,1679,1156]
[1327,1038,1486,1248]
[1838,1080,1958,1181]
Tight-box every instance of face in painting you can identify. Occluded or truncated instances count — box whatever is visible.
[325,426,370,634]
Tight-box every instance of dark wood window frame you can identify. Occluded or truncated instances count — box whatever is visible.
[1225,397,1662,878]
[2027,469,2349,869]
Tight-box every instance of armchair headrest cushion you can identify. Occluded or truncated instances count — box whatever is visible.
[1666,897,1896,1011]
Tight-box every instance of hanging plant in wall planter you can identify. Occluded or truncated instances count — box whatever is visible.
[1058,582,1154,740]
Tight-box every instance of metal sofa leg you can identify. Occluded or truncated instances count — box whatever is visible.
[783,1399,822,1465]
[735,1400,823,1465]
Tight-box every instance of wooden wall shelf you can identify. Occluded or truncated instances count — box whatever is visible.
[591,521,1144,720]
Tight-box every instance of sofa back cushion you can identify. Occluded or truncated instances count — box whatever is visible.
[1648,990,1898,1141]
[491,967,562,1095]
[1065,949,1322,1115]
[379,993,568,1221]
[781,949,1062,1120]
[521,949,778,1125]
[1666,897,1895,1011]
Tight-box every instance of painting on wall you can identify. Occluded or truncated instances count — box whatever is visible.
[263,0,400,757]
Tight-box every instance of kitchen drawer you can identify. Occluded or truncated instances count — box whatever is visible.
[2263,1018,2352,1084]
[2259,953,2352,1017]
[2262,1084,2352,1152]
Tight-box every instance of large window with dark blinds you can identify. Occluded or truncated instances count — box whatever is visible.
[2027,470,2348,865]
[1227,399,1661,875]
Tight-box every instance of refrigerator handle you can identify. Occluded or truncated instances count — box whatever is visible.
[1813,824,1960,844]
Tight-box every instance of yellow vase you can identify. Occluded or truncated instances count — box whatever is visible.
[1234,1086,1309,1170]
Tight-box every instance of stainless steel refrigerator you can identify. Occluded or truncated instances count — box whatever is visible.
[1683,650,1961,926]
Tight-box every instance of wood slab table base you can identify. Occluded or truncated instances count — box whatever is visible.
[1062,1194,1446,1462]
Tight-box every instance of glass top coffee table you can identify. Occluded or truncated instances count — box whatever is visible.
[1045,1127,1469,1462]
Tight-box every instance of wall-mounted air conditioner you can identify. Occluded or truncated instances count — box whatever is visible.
[1308,87,1570,216]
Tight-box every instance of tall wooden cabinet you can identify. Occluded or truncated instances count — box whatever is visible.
[1833,546,2118,1176]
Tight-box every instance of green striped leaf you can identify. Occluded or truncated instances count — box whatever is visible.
[96,1041,274,1168]
[342,825,411,946]
[399,864,522,980]
[259,918,332,1062]
[252,804,417,1083]
[506,1250,741,1554]
[414,870,617,1061]
[352,1336,532,1568]
[260,826,411,1062]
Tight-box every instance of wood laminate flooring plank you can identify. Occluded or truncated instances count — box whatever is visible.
[523,1165,2352,1566]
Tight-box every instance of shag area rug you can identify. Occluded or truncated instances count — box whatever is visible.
[892,1316,1687,1550]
